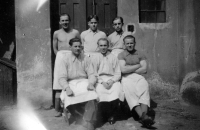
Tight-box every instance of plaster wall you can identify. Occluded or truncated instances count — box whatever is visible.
[118,0,179,84]
[178,0,200,80]
[15,0,52,108]
[178,0,200,105]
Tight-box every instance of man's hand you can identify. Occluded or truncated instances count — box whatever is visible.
[107,80,114,88]
[64,87,73,96]
[102,82,111,90]
[87,83,95,91]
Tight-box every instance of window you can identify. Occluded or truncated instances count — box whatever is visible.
[139,0,166,23]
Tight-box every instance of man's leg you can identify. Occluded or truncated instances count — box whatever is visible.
[67,104,83,122]
[141,103,148,115]
[55,90,62,117]
[133,104,154,128]
[133,105,143,118]
[82,100,97,130]
[109,99,120,124]
[97,102,110,125]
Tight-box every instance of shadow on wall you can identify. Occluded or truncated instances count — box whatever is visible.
[180,70,200,106]
[148,72,179,100]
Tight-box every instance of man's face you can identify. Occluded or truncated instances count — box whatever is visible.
[113,19,123,32]
[59,15,70,29]
[124,38,135,52]
[88,18,98,31]
[71,42,82,56]
[98,40,108,55]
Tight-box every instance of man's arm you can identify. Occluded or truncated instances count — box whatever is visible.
[107,58,121,89]
[75,30,80,39]
[53,32,58,55]
[119,59,141,74]
[102,32,107,38]
[135,60,147,74]
[80,32,85,50]
[58,56,73,96]
[110,58,121,82]
[85,58,97,90]
[107,34,113,50]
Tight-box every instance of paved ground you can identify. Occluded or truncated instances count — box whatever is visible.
[1,98,200,130]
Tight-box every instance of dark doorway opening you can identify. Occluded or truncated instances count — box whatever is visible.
[0,0,17,107]
[0,0,16,61]
[50,0,59,107]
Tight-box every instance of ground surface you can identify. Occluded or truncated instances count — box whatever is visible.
[1,98,200,130]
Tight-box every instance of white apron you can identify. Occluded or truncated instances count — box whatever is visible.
[60,79,98,108]
[121,73,150,110]
[96,76,124,102]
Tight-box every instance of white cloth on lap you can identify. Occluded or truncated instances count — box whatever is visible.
[60,79,98,108]
[121,73,150,110]
[96,75,124,102]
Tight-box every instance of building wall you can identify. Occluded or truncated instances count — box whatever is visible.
[118,0,179,84]
[14,0,200,107]
[178,0,200,105]
[15,0,52,108]
[117,0,200,105]
[178,0,200,80]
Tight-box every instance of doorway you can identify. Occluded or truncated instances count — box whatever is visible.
[0,0,16,60]
[50,0,117,106]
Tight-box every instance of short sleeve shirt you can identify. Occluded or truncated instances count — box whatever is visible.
[118,50,146,65]
[108,31,132,50]
[81,29,107,52]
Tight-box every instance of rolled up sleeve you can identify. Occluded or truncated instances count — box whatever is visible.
[85,58,97,86]
[58,56,69,90]
[111,59,121,82]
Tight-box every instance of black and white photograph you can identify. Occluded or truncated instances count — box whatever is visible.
[0,0,200,130]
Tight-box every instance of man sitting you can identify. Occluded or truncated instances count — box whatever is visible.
[94,38,123,125]
[118,35,154,128]
[59,38,98,130]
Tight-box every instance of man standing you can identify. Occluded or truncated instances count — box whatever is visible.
[52,14,80,117]
[108,17,132,57]
[118,35,154,128]
[94,38,123,125]
[53,14,80,54]
[59,38,98,130]
[81,15,106,54]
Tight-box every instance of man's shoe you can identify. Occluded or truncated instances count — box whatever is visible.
[139,112,155,128]
[44,105,54,110]
[63,108,69,126]
[55,112,62,117]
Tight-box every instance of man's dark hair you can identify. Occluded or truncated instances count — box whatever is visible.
[87,15,99,22]
[112,16,124,24]
[60,13,71,21]
[97,38,109,46]
[69,38,82,46]
[123,35,136,43]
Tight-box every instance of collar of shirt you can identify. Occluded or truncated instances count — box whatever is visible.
[70,52,84,62]
[124,49,138,56]
[88,28,100,34]
[100,51,111,58]
[115,31,124,36]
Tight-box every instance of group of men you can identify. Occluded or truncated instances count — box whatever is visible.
[52,14,154,130]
